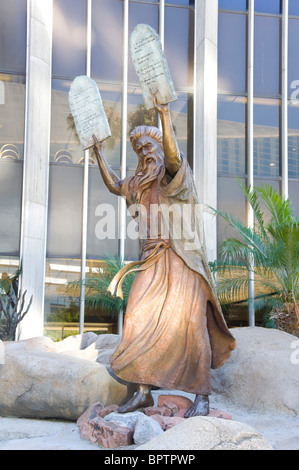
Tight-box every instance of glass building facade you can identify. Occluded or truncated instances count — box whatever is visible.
[0,0,298,338]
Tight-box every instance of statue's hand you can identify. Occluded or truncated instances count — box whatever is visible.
[92,134,103,154]
[153,97,169,115]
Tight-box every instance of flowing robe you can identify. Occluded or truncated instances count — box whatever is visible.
[110,156,236,395]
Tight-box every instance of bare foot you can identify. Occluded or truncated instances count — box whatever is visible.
[118,385,154,413]
[184,395,209,418]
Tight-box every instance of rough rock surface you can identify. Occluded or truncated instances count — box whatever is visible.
[211,327,299,415]
[0,334,134,420]
[77,403,163,447]
[77,395,233,448]
[137,416,274,450]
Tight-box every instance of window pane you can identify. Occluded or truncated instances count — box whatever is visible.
[166,0,195,6]
[219,0,247,10]
[165,6,194,89]
[87,167,119,259]
[288,102,299,178]
[47,165,83,258]
[97,84,122,169]
[289,181,299,214]
[218,13,247,94]
[217,177,246,254]
[91,0,123,82]
[0,161,23,255]
[254,16,280,97]
[0,74,26,161]
[51,79,84,165]
[255,0,281,14]
[44,258,81,340]
[288,19,299,99]
[0,0,26,74]
[217,95,246,177]
[52,0,86,78]
[0,257,20,289]
[289,0,299,16]
[128,3,159,83]
[254,98,280,177]
[0,74,25,256]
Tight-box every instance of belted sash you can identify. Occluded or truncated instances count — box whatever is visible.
[107,240,170,299]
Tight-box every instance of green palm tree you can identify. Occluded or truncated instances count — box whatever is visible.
[68,257,136,320]
[209,180,299,334]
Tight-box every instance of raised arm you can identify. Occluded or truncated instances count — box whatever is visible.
[154,98,181,176]
[92,135,122,196]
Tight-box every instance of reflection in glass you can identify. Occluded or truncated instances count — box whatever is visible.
[128,3,159,83]
[47,165,83,258]
[165,6,194,89]
[44,258,81,340]
[0,0,26,74]
[44,257,117,340]
[0,74,26,161]
[289,0,299,16]
[166,0,195,6]
[288,102,299,178]
[87,167,119,259]
[219,0,247,10]
[288,19,299,98]
[218,13,247,94]
[217,95,246,177]
[0,257,20,284]
[254,98,280,177]
[52,0,86,78]
[255,0,281,14]
[217,177,246,253]
[254,16,280,97]
[0,161,23,255]
[51,79,84,164]
[97,85,122,169]
[91,0,123,82]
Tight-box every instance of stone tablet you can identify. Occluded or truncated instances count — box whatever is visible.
[130,24,177,110]
[69,76,111,149]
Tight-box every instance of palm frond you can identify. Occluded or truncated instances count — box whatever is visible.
[236,178,268,241]
[67,257,136,318]
[210,181,299,308]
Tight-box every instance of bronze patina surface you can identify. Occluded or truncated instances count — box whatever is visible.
[93,100,236,417]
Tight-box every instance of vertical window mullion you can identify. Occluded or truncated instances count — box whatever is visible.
[79,0,92,334]
[117,0,129,335]
[247,0,255,326]
[281,0,289,199]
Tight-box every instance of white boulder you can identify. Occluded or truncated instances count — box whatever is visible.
[137,415,273,450]
[211,327,299,415]
[0,335,133,420]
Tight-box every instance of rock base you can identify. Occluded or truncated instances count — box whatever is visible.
[77,395,232,448]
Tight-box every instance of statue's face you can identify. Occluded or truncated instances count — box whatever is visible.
[135,136,163,174]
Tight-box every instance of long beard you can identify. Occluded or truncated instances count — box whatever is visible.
[136,153,165,203]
